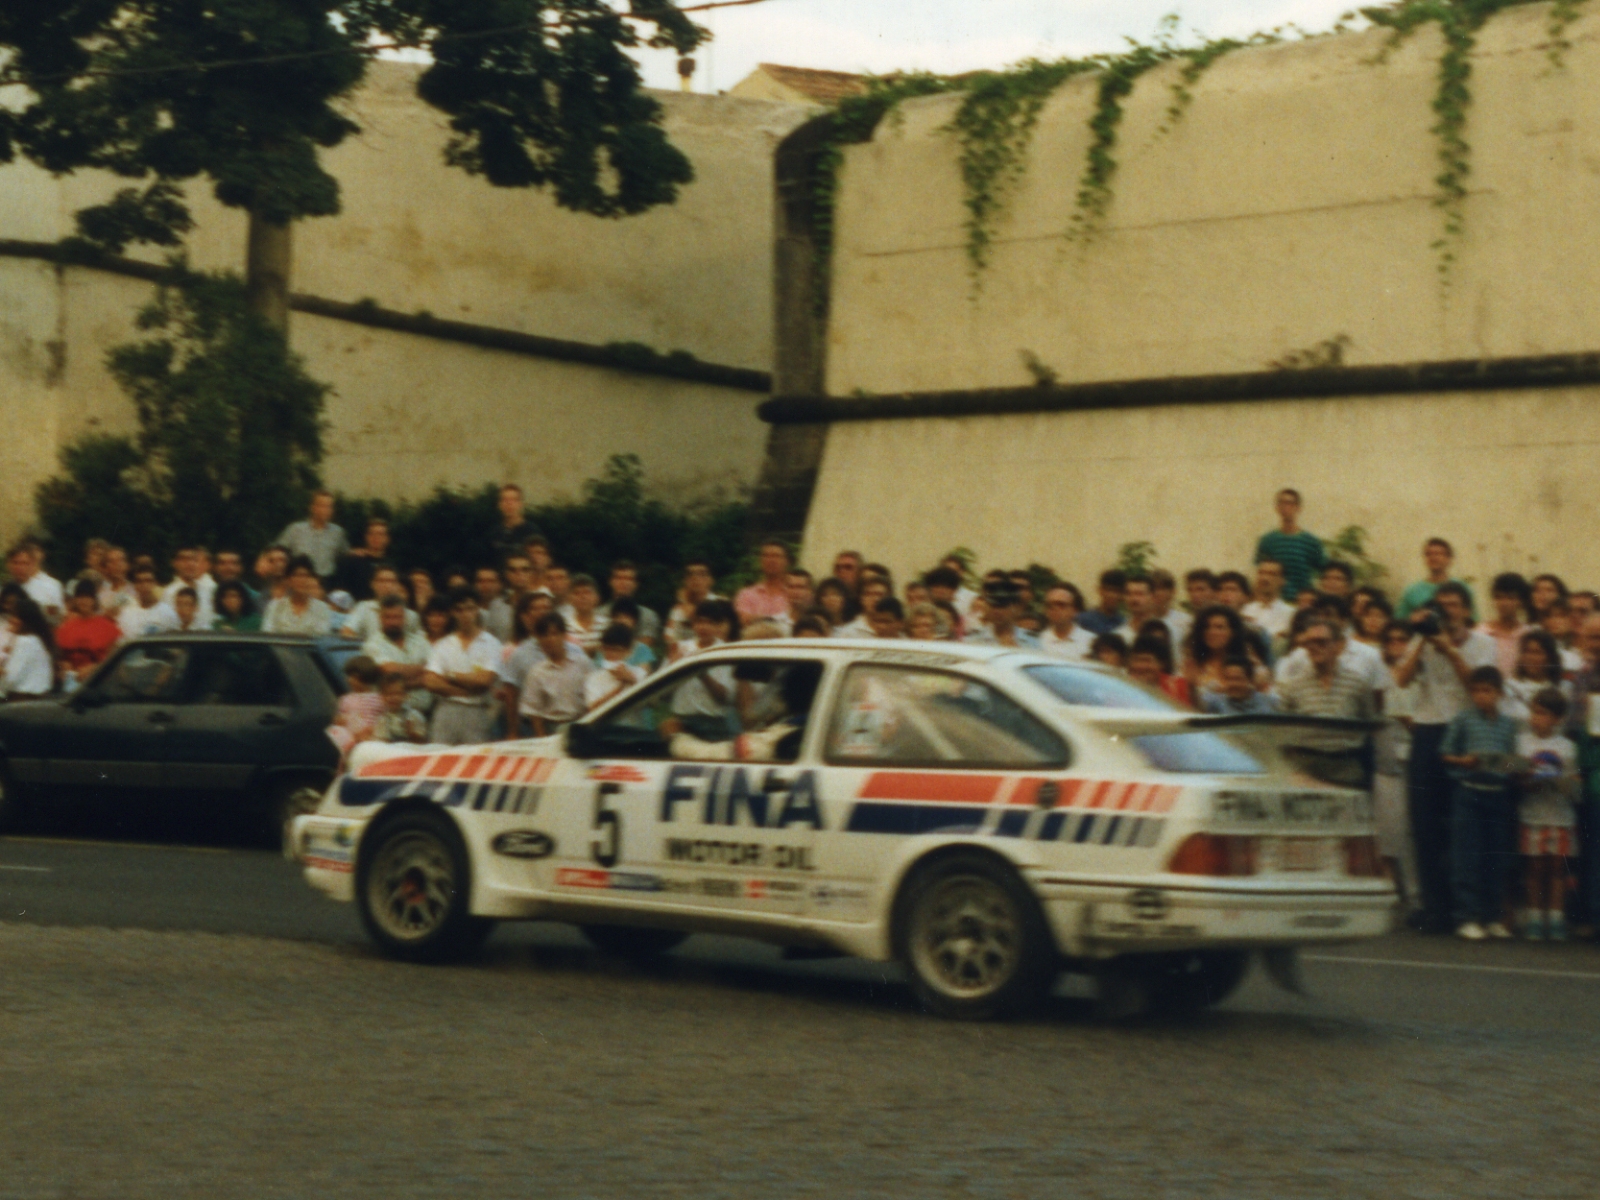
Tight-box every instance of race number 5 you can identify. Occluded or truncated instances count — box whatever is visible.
[591,781,622,868]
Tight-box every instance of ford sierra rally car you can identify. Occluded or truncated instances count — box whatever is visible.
[293,642,1395,1019]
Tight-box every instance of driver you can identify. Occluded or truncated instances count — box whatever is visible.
[667,663,820,762]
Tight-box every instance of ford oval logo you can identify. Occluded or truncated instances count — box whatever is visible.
[491,830,556,859]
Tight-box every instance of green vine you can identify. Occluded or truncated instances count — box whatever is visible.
[945,59,1099,271]
[807,1,1583,298]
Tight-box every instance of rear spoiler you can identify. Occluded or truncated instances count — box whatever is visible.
[1066,707,1383,738]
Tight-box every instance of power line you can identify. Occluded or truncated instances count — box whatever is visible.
[0,0,779,88]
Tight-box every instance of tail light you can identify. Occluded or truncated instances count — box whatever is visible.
[1167,833,1259,877]
[1343,836,1384,878]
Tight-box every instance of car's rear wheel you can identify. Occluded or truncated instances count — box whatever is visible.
[1143,950,1250,1016]
[580,925,688,959]
[356,809,494,963]
[894,851,1054,1020]
[1096,950,1250,1019]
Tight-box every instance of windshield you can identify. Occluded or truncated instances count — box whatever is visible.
[1024,664,1268,775]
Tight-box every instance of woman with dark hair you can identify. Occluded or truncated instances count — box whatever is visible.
[1350,589,1394,649]
[814,578,865,636]
[2,596,57,699]
[421,595,456,643]
[1530,573,1569,623]
[212,580,261,632]
[1183,605,1265,696]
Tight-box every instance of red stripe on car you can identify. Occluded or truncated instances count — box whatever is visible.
[859,773,1004,804]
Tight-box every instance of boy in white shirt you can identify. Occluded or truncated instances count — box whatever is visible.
[117,566,181,641]
[1241,559,1295,641]
[520,613,593,736]
[585,623,647,710]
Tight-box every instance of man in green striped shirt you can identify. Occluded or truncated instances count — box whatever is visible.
[1254,488,1325,602]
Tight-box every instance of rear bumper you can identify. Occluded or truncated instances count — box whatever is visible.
[1035,874,1397,957]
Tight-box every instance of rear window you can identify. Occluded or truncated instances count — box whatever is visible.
[1025,663,1268,776]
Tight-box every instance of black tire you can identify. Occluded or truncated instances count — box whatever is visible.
[581,924,689,959]
[266,776,329,858]
[893,850,1055,1020]
[356,808,494,963]
[0,763,26,834]
[1140,950,1250,1017]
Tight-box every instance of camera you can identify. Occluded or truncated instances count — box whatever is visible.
[1414,603,1444,637]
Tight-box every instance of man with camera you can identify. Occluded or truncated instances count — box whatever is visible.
[1394,582,1498,933]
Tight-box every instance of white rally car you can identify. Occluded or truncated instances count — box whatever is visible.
[294,642,1394,1018]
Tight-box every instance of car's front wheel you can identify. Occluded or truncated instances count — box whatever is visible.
[894,851,1055,1020]
[356,809,494,963]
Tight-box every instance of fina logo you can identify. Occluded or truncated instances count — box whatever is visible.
[491,830,556,860]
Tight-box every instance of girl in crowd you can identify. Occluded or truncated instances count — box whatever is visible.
[814,578,866,637]
[1183,605,1266,697]
[2,597,56,700]
[1529,573,1568,623]
[1502,629,1569,724]
[212,581,260,632]
[1351,589,1393,649]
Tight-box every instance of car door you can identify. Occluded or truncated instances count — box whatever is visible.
[163,643,338,790]
[815,663,1072,915]
[47,642,195,790]
[537,654,828,919]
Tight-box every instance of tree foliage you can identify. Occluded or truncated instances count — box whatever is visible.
[36,265,330,558]
[0,1,707,253]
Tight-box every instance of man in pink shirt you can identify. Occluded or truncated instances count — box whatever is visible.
[735,540,793,628]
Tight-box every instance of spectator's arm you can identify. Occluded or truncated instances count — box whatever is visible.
[423,670,467,698]
[1393,637,1426,688]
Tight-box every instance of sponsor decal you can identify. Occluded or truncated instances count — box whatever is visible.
[552,867,664,892]
[304,856,354,874]
[490,830,556,860]
[860,649,963,667]
[745,879,805,901]
[659,765,824,830]
[809,883,869,907]
[589,764,650,784]
[662,838,815,871]
[1095,920,1202,939]
[1211,788,1374,827]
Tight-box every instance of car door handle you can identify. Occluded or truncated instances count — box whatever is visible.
[147,711,174,725]
[258,713,287,727]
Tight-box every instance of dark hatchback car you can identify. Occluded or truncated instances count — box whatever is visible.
[0,633,348,841]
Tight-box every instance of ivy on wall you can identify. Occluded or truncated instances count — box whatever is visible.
[813,0,1587,291]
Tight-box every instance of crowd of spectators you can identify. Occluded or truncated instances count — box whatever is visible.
[3,483,1596,946]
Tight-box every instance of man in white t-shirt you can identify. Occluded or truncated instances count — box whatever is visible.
[423,591,502,745]
[1393,581,1498,934]
[7,543,64,623]
[1241,559,1295,641]
[1039,583,1096,661]
[162,546,216,627]
[117,566,181,641]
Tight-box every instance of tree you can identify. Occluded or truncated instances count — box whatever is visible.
[35,265,331,561]
[0,2,706,327]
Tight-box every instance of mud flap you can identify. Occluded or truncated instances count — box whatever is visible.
[1262,947,1308,997]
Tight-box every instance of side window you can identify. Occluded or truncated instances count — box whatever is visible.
[825,665,1067,769]
[95,645,191,704]
[187,646,295,706]
[584,659,824,763]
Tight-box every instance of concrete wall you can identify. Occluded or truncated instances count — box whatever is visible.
[802,3,1600,592]
[0,64,811,544]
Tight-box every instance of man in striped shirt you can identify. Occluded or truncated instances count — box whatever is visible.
[1278,619,1377,785]
[1254,488,1325,602]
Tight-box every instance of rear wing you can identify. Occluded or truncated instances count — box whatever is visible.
[1066,707,1383,739]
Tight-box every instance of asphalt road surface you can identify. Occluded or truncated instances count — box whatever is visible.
[4,826,1600,1200]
